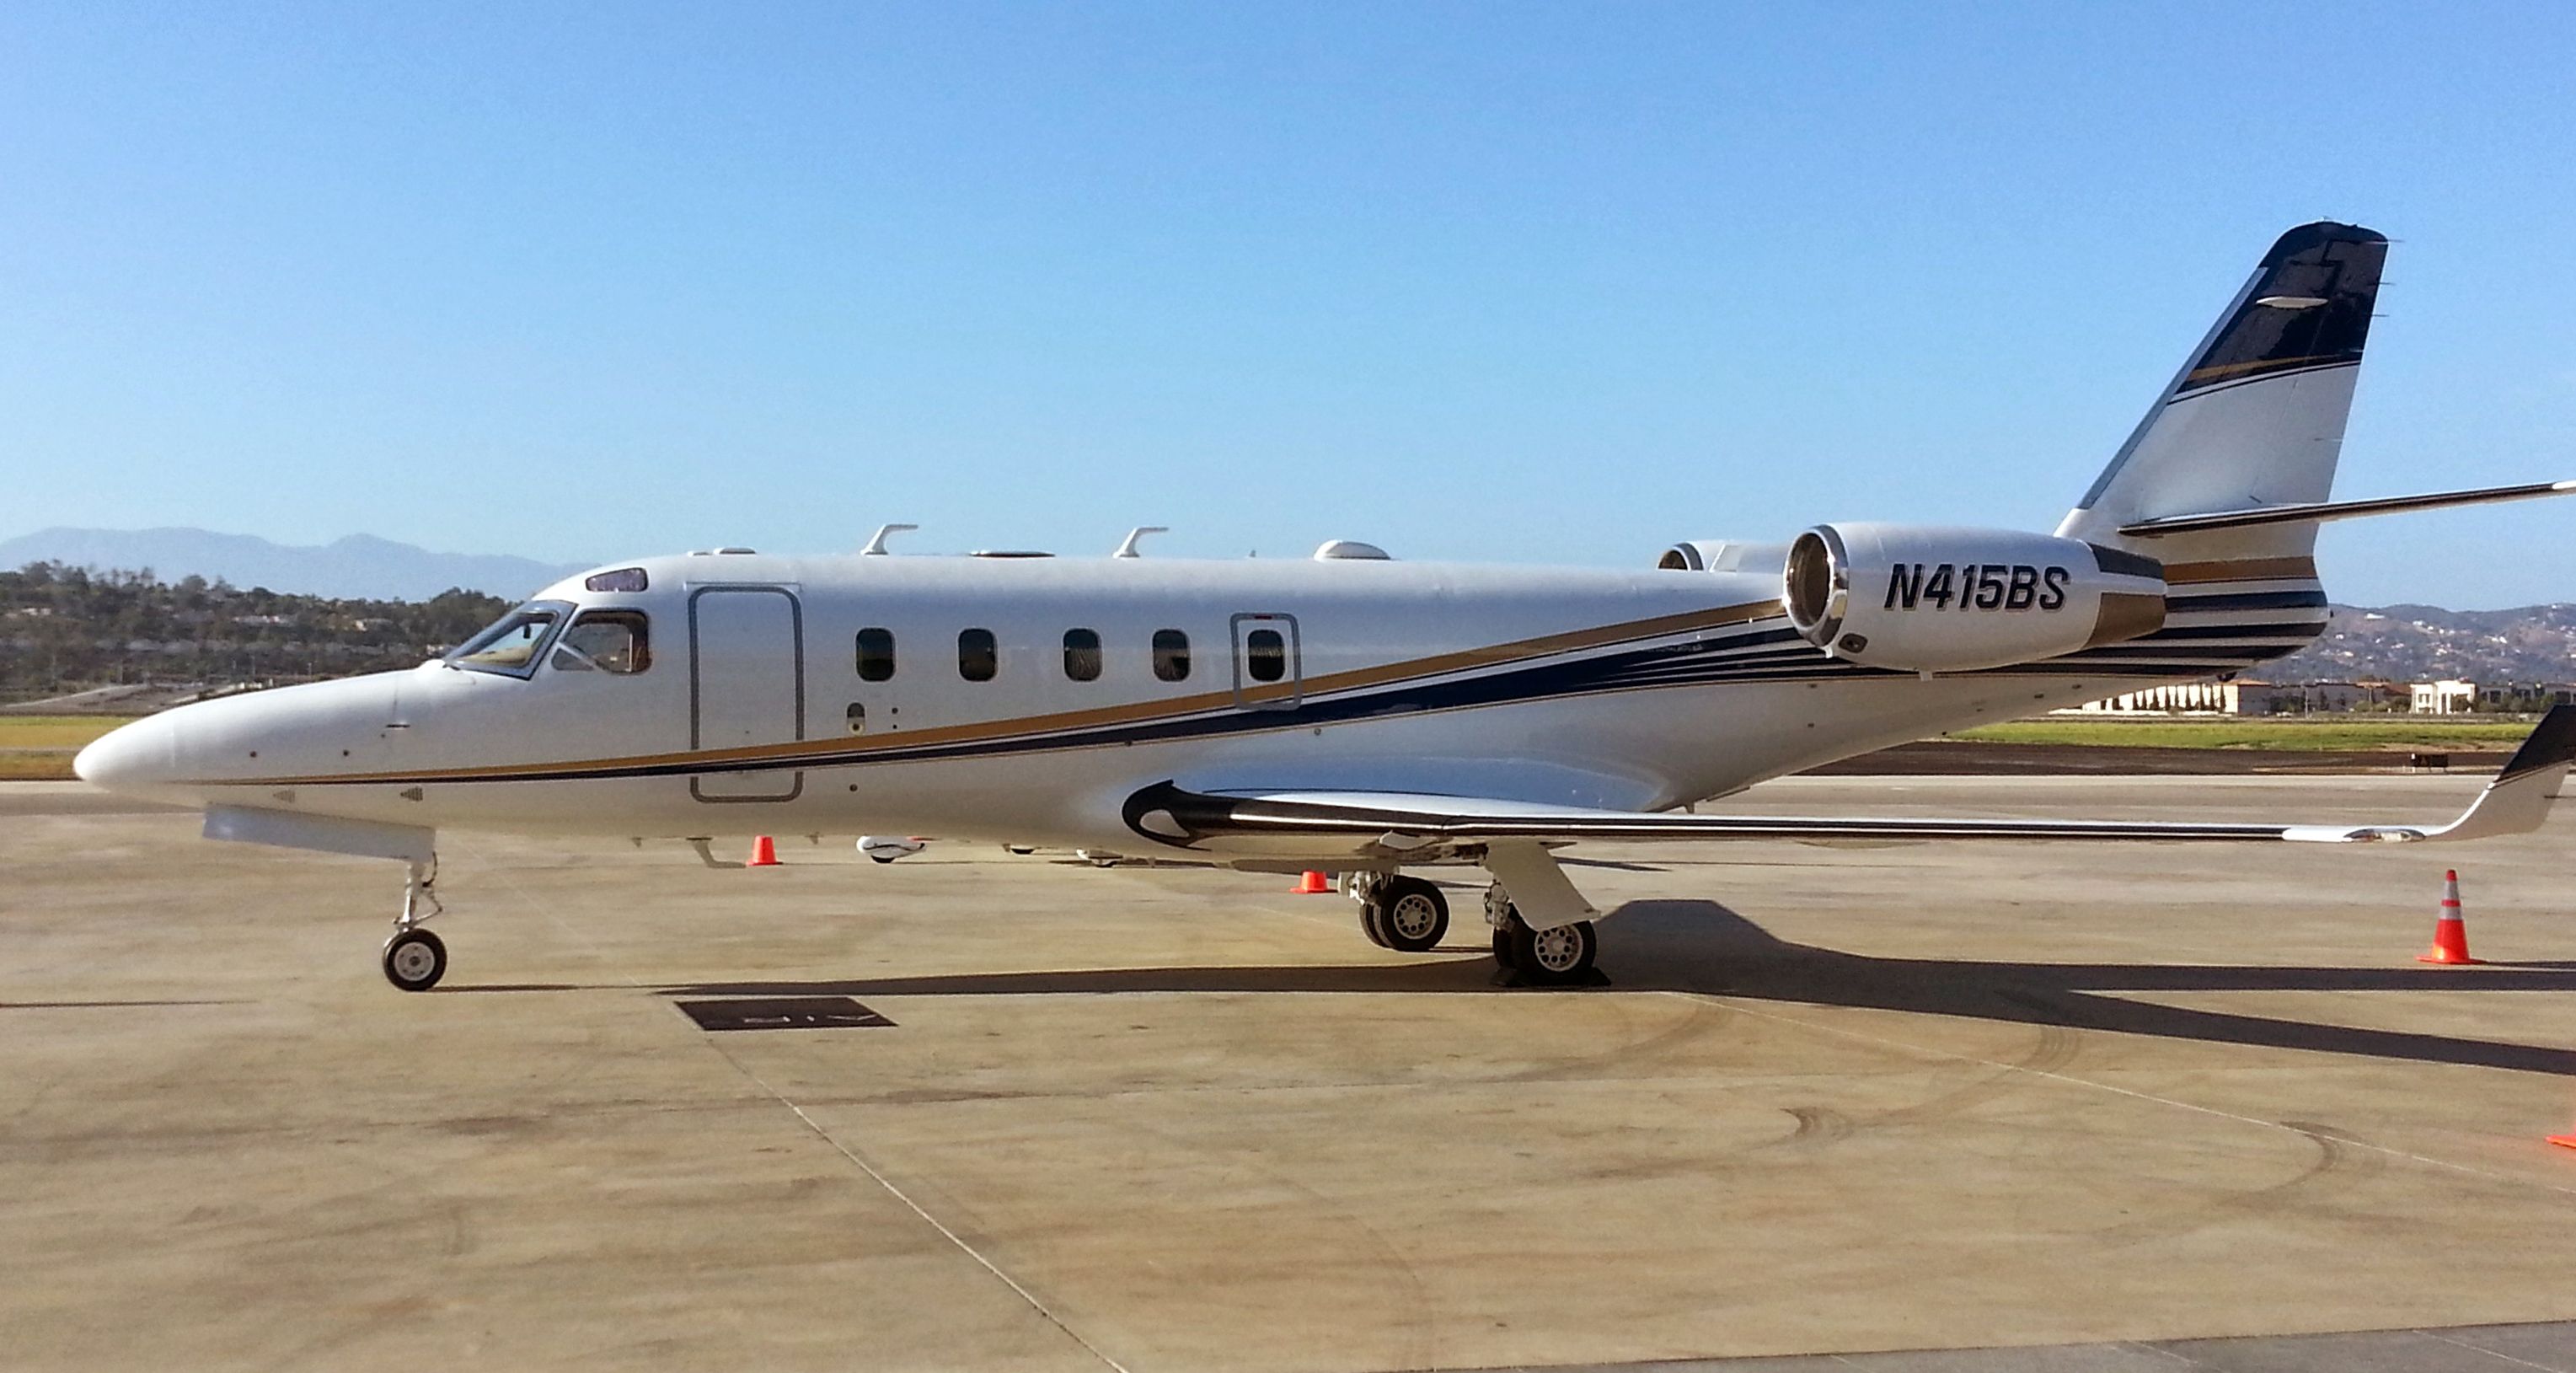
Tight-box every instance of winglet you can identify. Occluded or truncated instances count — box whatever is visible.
[2428,705,2576,842]
[2499,703,2576,782]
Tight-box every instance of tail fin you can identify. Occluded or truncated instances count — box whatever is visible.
[2058,222,2389,561]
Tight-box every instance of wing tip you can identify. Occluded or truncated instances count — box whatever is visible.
[2499,705,2576,783]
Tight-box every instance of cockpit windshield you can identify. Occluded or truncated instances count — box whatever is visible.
[442,601,570,677]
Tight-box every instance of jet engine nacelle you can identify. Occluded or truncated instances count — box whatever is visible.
[1658,539,1789,573]
[1783,523,2166,673]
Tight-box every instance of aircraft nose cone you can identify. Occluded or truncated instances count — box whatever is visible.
[73,714,176,794]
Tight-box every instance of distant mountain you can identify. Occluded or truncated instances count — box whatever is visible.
[0,528,592,601]
[2264,603,2576,684]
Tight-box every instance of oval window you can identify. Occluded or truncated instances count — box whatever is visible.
[1152,629,1191,683]
[1063,628,1101,682]
[1245,627,1287,683]
[958,628,998,682]
[856,627,896,682]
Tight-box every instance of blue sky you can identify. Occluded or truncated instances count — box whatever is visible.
[3,3,2571,606]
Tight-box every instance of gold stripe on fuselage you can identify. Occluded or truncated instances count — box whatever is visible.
[229,598,1787,787]
[2161,556,2319,586]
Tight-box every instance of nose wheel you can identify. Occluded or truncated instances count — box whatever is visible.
[382,856,447,991]
[383,928,447,992]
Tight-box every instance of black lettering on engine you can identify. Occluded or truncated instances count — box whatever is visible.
[1884,563,1925,610]
[2005,565,2038,610]
[1973,566,2006,610]
[1924,563,1955,609]
[2038,566,2070,611]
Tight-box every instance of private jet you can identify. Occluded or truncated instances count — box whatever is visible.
[75,222,2576,991]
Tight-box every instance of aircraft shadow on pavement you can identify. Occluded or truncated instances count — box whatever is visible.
[640,899,2576,1079]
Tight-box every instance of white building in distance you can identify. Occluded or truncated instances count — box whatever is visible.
[2069,680,2385,716]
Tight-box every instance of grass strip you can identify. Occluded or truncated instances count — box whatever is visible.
[1950,720,2531,751]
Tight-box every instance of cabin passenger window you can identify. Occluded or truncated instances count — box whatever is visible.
[958,628,998,682]
[1245,627,1287,683]
[554,610,650,674]
[1063,629,1102,682]
[1152,629,1191,683]
[855,627,896,682]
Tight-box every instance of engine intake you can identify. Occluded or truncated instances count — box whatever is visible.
[1783,523,2166,673]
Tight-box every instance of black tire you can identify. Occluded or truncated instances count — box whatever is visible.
[382,928,447,992]
[1508,918,1597,984]
[1358,901,1391,948]
[1376,877,1449,953]
[1489,893,1524,969]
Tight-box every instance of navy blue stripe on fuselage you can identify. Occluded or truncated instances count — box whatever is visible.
[287,609,2315,787]
[2166,588,2330,614]
[2130,619,2328,641]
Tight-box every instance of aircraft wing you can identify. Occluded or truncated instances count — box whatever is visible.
[1126,705,2576,853]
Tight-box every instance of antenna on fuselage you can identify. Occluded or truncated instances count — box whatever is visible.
[861,523,918,555]
[1112,526,1168,558]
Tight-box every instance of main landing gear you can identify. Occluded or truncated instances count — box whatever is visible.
[1352,873,1451,952]
[1345,858,1603,985]
[1482,881,1599,984]
[381,855,447,992]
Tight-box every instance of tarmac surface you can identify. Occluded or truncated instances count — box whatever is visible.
[5,775,2576,1371]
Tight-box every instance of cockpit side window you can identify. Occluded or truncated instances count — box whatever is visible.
[444,602,570,678]
[554,609,651,675]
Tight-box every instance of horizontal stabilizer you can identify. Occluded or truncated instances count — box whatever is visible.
[2121,480,2576,538]
[2425,702,2576,842]
[1123,706,2576,854]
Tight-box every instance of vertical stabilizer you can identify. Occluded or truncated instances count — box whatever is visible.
[2058,223,2388,562]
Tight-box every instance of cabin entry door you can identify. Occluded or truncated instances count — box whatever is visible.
[689,586,805,802]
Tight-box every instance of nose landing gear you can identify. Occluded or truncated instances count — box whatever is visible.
[381,856,447,992]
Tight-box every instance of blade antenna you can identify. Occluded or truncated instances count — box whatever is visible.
[1113,526,1168,558]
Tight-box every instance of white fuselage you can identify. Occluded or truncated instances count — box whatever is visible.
[77,548,2289,858]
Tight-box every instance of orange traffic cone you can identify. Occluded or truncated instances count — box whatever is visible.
[2416,869,2482,965]
[746,835,780,868]
[1291,870,1331,894]
[2551,1121,2576,1150]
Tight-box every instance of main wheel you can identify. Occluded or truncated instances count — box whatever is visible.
[1508,919,1597,984]
[382,928,447,992]
[1358,900,1391,948]
[1375,877,1450,953]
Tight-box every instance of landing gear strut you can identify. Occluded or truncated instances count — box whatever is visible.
[1484,882,1520,968]
[1350,872,1451,952]
[381,856,447,992]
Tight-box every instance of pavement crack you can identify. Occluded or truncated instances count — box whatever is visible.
[2420,1327,2571,1372]
[495,850,1133,1373]
[704,1040,1136,1373]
